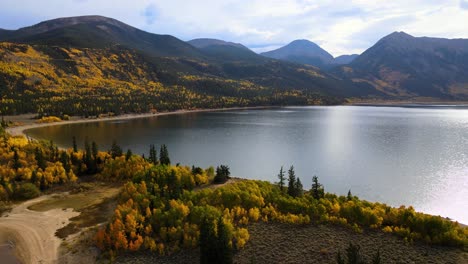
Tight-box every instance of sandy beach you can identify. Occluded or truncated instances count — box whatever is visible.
[5,107,273,138]
[0,195,80,264]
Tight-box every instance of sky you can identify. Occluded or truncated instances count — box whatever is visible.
[0,0,467,56]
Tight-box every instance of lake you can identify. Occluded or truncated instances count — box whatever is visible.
[25,106,468,224]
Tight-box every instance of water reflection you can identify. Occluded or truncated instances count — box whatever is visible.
[26,106,468,223]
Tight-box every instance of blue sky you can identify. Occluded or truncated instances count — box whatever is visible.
[0,0,467,56]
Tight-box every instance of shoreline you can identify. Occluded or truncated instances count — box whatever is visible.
[346,99,468,106]
[5,106,275,138]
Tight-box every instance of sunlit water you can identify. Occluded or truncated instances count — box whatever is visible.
[26,106,468,223]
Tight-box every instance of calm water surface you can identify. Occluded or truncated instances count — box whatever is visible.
[26,106,468,223]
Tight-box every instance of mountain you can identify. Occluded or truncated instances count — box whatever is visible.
[188,38,266,63]
[188,38,248,50]
[261,40,358,68]
[261,39,334,68]
[0,15,204,59]
[0,16,372,115]
[334,54,359,65]
[333,32,468,98]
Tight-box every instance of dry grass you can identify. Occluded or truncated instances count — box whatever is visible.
[116,222,468,264]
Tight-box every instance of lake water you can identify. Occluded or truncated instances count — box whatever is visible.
[25,106,468,224]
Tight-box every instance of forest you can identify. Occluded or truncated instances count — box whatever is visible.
[0,42,342,116]
[0,123,466,263]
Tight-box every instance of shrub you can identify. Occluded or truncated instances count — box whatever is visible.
[13,183,40,200]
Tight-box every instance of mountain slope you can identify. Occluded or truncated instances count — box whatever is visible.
[0,15,204,59]
[261,40,334,68]
[333,32,468,98]
[334,54,359,65]
[188,38,267,63]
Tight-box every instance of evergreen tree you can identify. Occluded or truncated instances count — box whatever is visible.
[149,144,157,164]
[30,170,38,185]
[295,177,303,197]
[92,141,98,159]
[72,136,78,152]
[35,147,46,170]
[216,217,233,264]
[311,175,324,199]
[277,166,286,193]
[214,165,230,184]
[346,243,364,264]
[125,149,132,161]
[200,217,217,264]
[60,151,71,173]
[159,144,170,165]
[110,140,123,158]
[12,149,21,170]
[347,189,353,201]
[287,165,296,197]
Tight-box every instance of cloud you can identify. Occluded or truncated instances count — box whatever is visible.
[460,0,468,9]
[142,4,158,25]
[0,0,467,56]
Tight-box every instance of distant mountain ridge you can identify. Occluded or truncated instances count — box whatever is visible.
[335,31,468,98]
[260,39,358,68]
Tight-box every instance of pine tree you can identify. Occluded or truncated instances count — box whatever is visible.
[149,144,157,164]
[60,151,71,173]
[214,165,230,184]
[295,177,303,197]
[72,136,78,152]
[12,149,21,170]
[287,165,296,197]
[277,166,285,193]
[110,140,123,158]
[35,147,46,170]
[200,217,217,264]
[347,190,353,201]
[311,175,324,199]
[216,217,233,264]
[159,144,170,165]
[92,141,98,159]
[125,149,133,161]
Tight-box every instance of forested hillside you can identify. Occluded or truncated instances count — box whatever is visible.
[0,16,370,116]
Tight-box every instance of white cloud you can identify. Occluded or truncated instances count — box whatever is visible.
[0,0,467,56]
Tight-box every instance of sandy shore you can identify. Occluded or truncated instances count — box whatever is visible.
[5,107,273,137]
[0,195,80,264]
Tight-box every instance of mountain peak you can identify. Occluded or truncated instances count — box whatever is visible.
[261,39,334,68]
[17,15,135,35]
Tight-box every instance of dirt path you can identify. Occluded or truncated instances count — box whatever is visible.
[0,195,79,264]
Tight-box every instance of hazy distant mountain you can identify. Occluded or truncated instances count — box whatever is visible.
[334,54,359,65]
[261,40,359,68]
[188,38,266,63]
[188,38,248,50]
[334,32,468,98]
[0,15,204,59]
[261,39,334,68]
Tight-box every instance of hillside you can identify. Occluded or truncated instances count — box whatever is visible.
[0,16,379,116]
[188,38,265,63]
[333,32,468,98]
[261,39,334,68]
